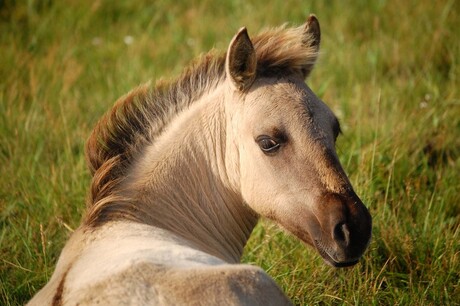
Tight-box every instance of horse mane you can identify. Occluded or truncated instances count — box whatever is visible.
[84,24,319,226]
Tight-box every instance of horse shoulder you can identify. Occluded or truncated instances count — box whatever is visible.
[158,263,293,305]
[29,223,291,305]
[176,264,293,306]
[65,262,291,306]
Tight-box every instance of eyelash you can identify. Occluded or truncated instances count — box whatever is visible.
[256,135,281,154]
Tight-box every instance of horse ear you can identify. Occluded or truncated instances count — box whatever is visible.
[301,14,321,78]
[304,14,321,50]
[226,27,257,92]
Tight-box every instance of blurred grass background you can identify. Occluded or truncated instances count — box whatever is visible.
[1,0,459,304]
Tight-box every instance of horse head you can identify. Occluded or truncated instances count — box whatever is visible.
[224,15,372,267]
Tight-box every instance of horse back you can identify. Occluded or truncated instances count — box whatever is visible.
[28,222,291,305]
[67,262,292,305]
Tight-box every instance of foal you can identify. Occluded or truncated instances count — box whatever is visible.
[29,15,371,305]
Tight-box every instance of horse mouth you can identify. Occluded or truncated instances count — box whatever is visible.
[327,257,359,268]
[315,241,359,268]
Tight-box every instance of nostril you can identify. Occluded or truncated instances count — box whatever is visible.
[333,223,350,247]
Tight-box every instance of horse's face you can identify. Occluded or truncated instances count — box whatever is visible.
[233,77,372,266]
[224,16,371,267]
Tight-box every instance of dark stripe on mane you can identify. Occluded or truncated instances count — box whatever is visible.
[84,25,319,226]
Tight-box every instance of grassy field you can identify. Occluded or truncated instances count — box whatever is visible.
[1,0,459,305]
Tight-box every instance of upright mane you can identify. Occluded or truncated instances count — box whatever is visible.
[84,24,319,226]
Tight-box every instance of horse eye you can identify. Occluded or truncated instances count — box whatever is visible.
[256,136,281,154]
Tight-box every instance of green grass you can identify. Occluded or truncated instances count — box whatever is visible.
[1,0,459,305]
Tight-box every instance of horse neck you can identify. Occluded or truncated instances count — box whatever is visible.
[123,86,258,263]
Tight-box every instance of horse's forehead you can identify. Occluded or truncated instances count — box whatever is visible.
[248,78,333,124]
[251,77,305,98]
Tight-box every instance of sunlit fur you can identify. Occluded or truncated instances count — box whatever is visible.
[28,15,371,306]
[84,24,319,227]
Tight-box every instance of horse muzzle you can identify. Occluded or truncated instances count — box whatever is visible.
[311,191,372,267]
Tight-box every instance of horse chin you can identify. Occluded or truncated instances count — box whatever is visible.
[323,256,359,268]
[276,217,360,268]
[314,241,359,268]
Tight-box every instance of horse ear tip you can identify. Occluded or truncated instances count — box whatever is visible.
[308,14,318,20]
[236,27,249,38]
[307,14,319,27]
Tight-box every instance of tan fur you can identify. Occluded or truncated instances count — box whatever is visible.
[29,15,372,305]
[73,264,289,305]
[84,24,319,227]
